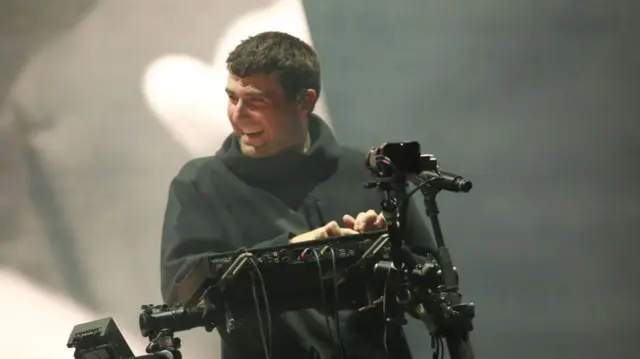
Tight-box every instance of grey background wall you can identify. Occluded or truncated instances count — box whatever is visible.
[304,1,640,357]
[0,1,638,358]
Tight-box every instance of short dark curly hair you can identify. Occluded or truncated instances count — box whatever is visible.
[226,31,321,109]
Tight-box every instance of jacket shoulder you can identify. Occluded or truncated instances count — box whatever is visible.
[174,156,217,183]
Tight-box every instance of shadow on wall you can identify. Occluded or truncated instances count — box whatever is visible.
[142,0,333,157]
[302,0,640,358]
[0,267,148,359]
[0,0,99,104]
[0,1,330,359]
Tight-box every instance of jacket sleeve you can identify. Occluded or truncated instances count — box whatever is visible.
[160,166,292,304]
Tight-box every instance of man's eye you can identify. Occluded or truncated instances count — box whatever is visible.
[249,98,267,106]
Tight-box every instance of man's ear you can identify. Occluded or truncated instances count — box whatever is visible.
[298,89,318,115]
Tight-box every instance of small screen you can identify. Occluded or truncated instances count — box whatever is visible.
[381,142,421,175]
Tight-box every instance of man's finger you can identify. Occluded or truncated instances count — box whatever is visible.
[343,214,357,228]
[374,213,386,228]
[360,210,379,231]
[338,228,359,236]
[354,212,367,231]
[324,221,342,236]
[363,210,378,226]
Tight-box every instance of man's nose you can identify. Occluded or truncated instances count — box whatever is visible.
[231,101,250,120]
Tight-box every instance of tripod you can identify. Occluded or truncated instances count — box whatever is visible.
[365,169,475,359]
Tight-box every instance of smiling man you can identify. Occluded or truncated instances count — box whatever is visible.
[160,31,435,359]
[224,73,311,158]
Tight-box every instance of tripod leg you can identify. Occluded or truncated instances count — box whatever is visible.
[384,325,413,359]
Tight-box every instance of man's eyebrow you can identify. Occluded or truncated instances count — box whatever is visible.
[225,87,268,98]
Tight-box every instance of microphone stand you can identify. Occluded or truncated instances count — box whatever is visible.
[141,329,183,359]
[418,179,475,359]
[134,354,176,359]
[365,178,414,359]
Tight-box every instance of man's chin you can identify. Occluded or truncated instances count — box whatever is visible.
[239,141,270,158]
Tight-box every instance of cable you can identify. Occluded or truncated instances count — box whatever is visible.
[382,263,392,355]
[246,256,272,359]
[428,317,445,359]
[249,271,269,359]
[373,155,400,178]
[398,177,436,214]
[329,247,343,359]
[251,259,272,359]
[321,246,345,359]
[431,335,443,359]
[304,248,341,358]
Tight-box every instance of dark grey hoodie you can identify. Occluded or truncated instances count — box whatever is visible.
[160,115,435,359]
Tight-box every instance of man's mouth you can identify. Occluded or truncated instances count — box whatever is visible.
[243,130,264,137]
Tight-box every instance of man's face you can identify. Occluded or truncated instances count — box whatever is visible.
[226,73,306,158]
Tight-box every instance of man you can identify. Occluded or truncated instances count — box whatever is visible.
[160,31,435,359]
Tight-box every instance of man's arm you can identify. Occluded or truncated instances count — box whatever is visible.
[160,164,292,304]
[160,162,357,304]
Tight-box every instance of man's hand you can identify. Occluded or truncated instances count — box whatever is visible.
[289,221,359,244]
[343,210,386,233]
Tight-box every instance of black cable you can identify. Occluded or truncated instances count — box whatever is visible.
[251,259,272,359]
[306,248,341,357]
[321,246,344,359]
[398,177,436,214]
[382,263,392,355]
[429,314,445,359]
[373,155,400,178]
[249,271,270,359]
[312,198,327,227]
[329,247,343,358]
[246,256,272,359]
[431,336,436,359]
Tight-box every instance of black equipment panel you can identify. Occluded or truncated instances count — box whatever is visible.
[168,230,389,307]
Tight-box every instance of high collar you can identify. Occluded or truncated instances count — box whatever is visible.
[215,114,340,186]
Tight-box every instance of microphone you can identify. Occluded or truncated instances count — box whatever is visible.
[419,170,472,193]
[363,142,472,194]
